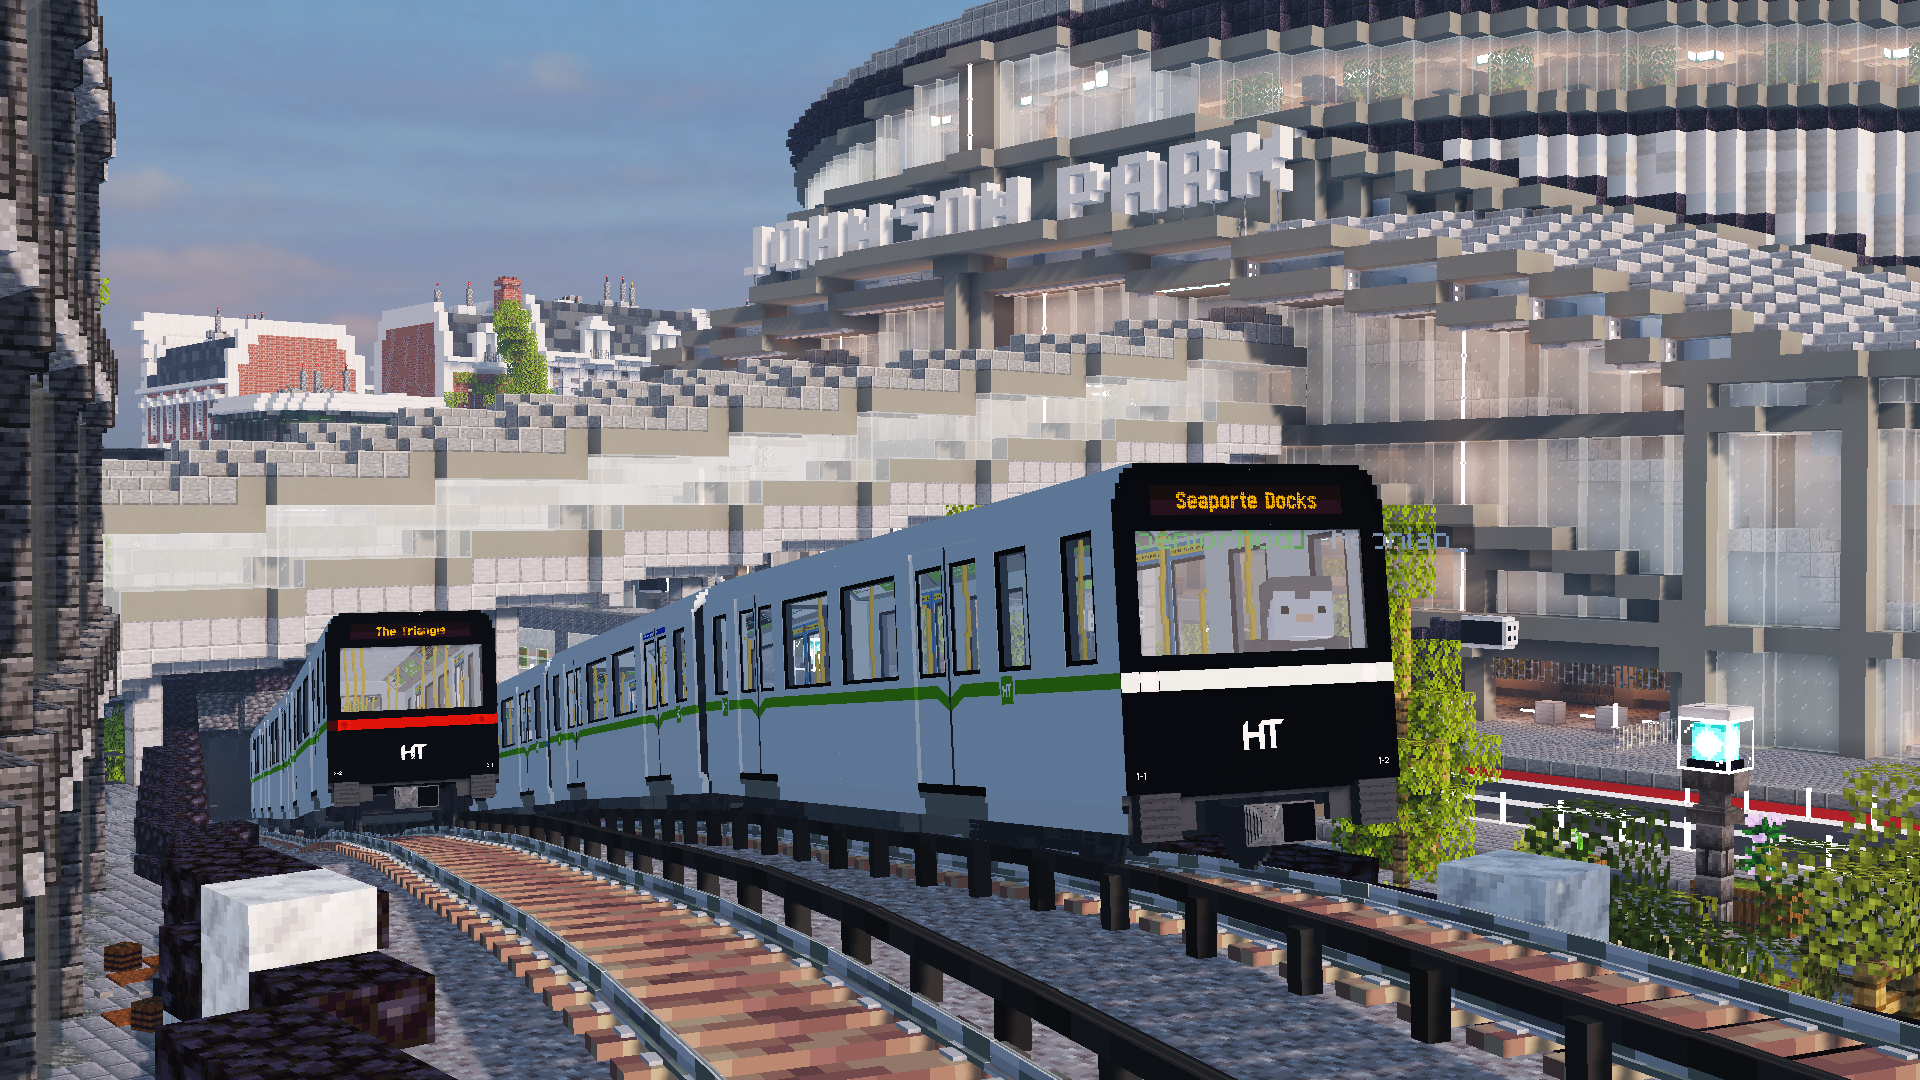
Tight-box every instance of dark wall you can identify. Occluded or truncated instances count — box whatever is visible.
[199,731,249,822]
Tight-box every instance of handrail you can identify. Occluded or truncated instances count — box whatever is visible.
[469,806,1913,1080]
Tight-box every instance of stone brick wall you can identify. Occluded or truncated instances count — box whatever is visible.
[236,335,354,395]
[380,323,434,398]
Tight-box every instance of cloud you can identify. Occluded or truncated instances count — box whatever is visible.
[526,51,590,93]
[103,241,353,316]
[101,165,186,212]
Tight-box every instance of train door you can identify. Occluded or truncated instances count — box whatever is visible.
[912,549,955,787]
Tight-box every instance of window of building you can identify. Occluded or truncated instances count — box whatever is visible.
[843,578,899,683]
[1062,534,1097,664]
[916,568,948,677]
[997,549,1032,670]
[609,648,633,714]
[1353,262,1437,288]
[786,594,830,687]
[712,615,728,694]
[1460,277,1528,299]
[673,628,687,702]
[951,561,980,674]
[587,658,609,722]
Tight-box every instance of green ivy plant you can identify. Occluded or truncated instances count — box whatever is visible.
[1334,504,1502,885]
[1792,763,1920,1007]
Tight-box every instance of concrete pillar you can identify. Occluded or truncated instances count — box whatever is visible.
[1689,771,1749,921]
[1461,651,1498,726]
[123,678,164,789]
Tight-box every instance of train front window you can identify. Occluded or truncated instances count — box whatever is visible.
[1134,528,1369,657]
[338,642,486,713]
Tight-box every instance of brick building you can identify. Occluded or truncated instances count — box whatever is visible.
[132,312,367,445]
[374,274,709,399]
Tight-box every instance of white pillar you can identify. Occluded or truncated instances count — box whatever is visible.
[123,677,165,789]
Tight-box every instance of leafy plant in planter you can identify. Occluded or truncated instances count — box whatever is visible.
[1789,763,1920,1011]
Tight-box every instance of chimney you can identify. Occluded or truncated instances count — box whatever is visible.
[493,276,522,305]
[466,281,474,306]
[604,276,611,307]
[435,282,442,303]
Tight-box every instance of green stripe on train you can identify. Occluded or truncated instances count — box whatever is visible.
[497,671,1119,761]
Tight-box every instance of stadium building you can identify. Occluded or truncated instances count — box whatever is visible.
[104,0,1920,804]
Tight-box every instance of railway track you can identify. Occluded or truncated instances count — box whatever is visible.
[313,834,984,1080]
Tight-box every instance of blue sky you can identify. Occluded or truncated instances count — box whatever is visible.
[99,0,960,445]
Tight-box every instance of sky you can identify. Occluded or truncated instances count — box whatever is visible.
[97,0,961,446]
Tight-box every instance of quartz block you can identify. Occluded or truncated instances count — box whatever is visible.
[1437,849,1610,940]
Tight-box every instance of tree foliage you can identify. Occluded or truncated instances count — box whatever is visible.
[1333,504,1502,884]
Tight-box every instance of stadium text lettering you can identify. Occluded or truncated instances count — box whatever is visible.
[746,130,1296,277]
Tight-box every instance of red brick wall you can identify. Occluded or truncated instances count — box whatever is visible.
[380,323,436,397]
[237,335,355,395]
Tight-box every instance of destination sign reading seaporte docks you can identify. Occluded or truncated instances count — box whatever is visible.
[1150,485,1342,516]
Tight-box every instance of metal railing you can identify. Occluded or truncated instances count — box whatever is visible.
[450,806,1895,1080]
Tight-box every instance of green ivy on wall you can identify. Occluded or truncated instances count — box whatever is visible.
[1334,504,1502,885]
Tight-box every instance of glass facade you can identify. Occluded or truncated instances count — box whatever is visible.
[1713,649,1842,754]
[1722,431,1842,628]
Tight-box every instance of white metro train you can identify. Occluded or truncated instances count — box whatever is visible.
[495,463,1399,860]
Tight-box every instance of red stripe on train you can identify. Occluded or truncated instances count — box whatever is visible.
[332,711,495,732]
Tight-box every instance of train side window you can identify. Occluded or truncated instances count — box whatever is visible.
[842,578,898,683]
[996,549,1032,671]
[737,615,755,693]
[784,594,830,688]
[567,668,583,728]
[518,691,530,741]
[756,605,777,690]
[673,628,688,702]
[644,637,664,708]
[613,649,636,714]
[1062,533,1097,664]
[587,658,609,723]
[500,697,514,747]
[712,615,728,694]
[915,568,948,677]
[950,561,980,674]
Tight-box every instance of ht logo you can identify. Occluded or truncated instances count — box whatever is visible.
[1242,719,1283,750]
[400,743,427,760]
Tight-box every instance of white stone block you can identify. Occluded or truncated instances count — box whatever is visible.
[200,868,379,1017]
[1437,850,1610,940]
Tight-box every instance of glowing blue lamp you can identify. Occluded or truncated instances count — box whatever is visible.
[1677,702,1754,774]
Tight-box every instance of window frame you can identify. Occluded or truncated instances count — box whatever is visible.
[672,628,688,703]
[643,637,664,709]
[587,657,609,722]
[915,567,948,678]
[1061,532,1098,666]
[995,547,1033,672]
[712,615,728,695]
[950,559,981,675]
[755,604,777,690]
[500,696,514,747]
[841,576,900,684]
[784,592,831,689]
[567,667,584,728]
[738,611,757,694]
[613,648,637,715]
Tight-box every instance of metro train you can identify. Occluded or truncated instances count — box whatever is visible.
[251,610,500,833]
[496,463,1400,862]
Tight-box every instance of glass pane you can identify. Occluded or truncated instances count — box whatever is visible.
[844,579,899,682]
[786,595,830,687]
[952,561,980,673]
[1062,535,1097,662]
[917,568,948,676]
[1134,528,1371,656]
[712,616,728,694]
[645,640,663,708]
[997,550,1032,669]
[673,629,687,702]
[613,649,636,714]
[739,613,756,692]
[567,668,583,727]
[500,699,513,746]
[338,643,484,713]
[587,659,609,722]
[757,605,778,690]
